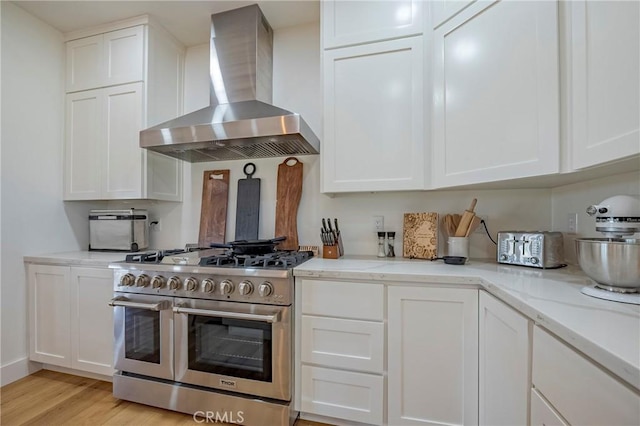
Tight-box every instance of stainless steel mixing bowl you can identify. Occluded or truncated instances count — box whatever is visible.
[575,238,640,292]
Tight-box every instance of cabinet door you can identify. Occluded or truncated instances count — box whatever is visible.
[323,37,425,192]
[388,286,478,425]
[64,89,103,200]
[102,82,144,199]
[479,291,531,426]
[66,34,103,93]
[70,267,114,376]
[323,0,423,49]
[432,0,560,187]
[570,0,640,169]
[103,26,144,88]
[28,265,72,367]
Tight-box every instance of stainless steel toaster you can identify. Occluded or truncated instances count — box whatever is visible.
[89,209,149,252]
[497,231,564,269]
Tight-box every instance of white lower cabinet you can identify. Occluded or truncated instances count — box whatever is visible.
[28,263,114,376]
[29,265,72,366]
[532,326,640,426]
[301,365,384,425]
[387,286,478,426]
[296,279,385,425]
[479,291,532,426]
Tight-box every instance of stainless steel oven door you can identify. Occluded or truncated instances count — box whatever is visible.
[174,298,291,401]
[110,293,173,380]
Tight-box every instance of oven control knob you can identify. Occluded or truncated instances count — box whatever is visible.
[530,257,539,265]
[258,282,274,297]
[120,273,135,287]
[499,254,509,262]
[201,279,215,293]
[220,280,235,295]
[238,281,254,296]
[151,276,166,289]
[135,274,150,287]
[168,276,182,291]
[185,277,199,292]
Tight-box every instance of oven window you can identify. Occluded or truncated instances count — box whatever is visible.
[188,316,272,382]
[124,307,161,364]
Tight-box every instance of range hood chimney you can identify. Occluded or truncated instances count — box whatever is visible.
[140,5,320,162]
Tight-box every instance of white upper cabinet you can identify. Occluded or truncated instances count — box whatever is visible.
[322,36,425,192]
[432,0,560,187]
[66,26,144,93]
[64,18,184,201]
[430,0,476,29]
[322,0,424,49]
[570,0,640,169]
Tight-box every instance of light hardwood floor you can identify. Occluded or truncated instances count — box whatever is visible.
[0,370,327,426]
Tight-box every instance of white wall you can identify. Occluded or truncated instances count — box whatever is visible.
[120,22,555,259]
[551,170,640,263]
[0,1,88,385]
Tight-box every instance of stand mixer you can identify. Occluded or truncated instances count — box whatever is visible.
[575,195,640,304]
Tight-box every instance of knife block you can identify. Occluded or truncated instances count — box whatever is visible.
[322,245,340,259]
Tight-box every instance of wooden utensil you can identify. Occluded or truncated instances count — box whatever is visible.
[465,215,482,237]
[275,157,303,251]
[454,198,478,237]
[198,169,230,247]
[235,163,261,241]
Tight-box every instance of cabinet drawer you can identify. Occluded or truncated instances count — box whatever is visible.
[533,327,640,425]
[530,388,568,426]
[300,280,384,320]
[301,315,384,373]
[301,365,383,425]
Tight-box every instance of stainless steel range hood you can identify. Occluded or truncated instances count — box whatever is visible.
[140,5,319,162]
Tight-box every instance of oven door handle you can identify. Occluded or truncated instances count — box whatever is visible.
[109,297,171,311]
[173,306,281,323]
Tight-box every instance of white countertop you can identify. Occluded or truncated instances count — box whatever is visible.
[24,251,127,267]
[294,257,640,391]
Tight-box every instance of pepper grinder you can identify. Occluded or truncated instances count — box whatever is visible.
[377,232,387,257]
[386,231,396,257]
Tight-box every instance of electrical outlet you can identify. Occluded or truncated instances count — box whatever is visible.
[474,215,488,234]
[150,220,161,232]
[567,213,578,234]
[373,215,384,232]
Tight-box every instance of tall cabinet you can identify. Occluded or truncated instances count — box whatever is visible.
[64,16,184,201]
[321,0,428,193]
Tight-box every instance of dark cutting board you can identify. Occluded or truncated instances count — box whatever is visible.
[198,169,230,247]
[235,163,261,241]
[275,157,303,251]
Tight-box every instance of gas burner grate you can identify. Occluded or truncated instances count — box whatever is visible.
[125,247,207,264]
[198,250,312,269]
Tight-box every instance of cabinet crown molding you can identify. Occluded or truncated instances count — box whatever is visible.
[64,15,150,41]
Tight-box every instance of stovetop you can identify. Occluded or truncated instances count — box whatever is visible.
[124,248,312,269]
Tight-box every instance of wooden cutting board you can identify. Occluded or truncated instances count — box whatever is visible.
[198,169,230,247]
[403,212,438,259]
[235,163,261,241]
[275,157,303,251]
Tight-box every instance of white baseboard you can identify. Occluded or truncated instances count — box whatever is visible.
[43,364,113,383]
[1,358,42,386]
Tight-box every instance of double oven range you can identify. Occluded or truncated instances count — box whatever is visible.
[108,248,311,425]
